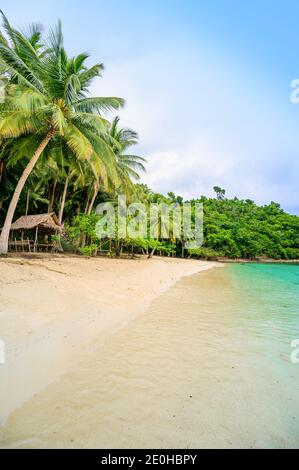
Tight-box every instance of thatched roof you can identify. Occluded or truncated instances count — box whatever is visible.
[10,213,62,232]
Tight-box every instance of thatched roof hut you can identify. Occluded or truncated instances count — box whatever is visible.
[10,213,63,233]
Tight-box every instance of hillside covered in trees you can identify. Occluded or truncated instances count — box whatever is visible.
[196,192,299,260]
[59,185,299,260]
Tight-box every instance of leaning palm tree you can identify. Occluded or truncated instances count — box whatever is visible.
[0,13,124,253]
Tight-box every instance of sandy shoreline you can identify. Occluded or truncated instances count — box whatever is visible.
[0,255,219,425]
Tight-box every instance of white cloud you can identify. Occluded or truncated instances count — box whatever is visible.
[91,44,299,213]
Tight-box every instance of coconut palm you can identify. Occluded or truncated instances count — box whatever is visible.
[84,154,108,215]
[79,116,147,217]
[0,12,124,253]
[107,116,146,195]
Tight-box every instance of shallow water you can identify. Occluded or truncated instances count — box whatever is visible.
[1,264,299,448]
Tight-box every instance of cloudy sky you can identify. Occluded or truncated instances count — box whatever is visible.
[3,0,299,213]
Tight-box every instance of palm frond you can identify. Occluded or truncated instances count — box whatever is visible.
[5,85,47,112]
[0,110,40,137]
[64,122,93,160]
[0,10,17,48]
[47,20,63,57]
[74,96,125,114]
[64,73,81,104]
[72,52,89,72]
[0,29,8,47]
[51,105,67,135]
[0,43,45,93]
[118,154,147,172]
[6,134,41,167]
[72,112,110,133]
[79,63,104,88]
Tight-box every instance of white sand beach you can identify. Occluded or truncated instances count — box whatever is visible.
[0,255,218,426]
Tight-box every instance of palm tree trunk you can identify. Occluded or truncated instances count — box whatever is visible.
[80,182,99,249]
[87,182,99,215]
[148,247,156,259]
[25,190,30,216]
[0,129,55,254]
[48,180,57,213]
[84,194,90,215]
[58,175,69,224]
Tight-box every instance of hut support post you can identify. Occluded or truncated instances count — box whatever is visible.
[34,225,39,252]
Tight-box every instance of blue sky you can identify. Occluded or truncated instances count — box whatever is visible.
[2,0,299,213]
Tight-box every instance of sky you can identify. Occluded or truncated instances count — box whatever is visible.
[2,0,299,213]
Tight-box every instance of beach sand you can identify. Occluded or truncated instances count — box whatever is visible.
[0,255,218,429]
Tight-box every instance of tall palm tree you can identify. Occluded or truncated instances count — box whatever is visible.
[84,153,108,215]
[0,12,124,253]
[107,116,146,195]
[80,117,147,217]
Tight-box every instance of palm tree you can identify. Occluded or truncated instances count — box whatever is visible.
[84,154,108,215]
[80,116,147,218]
[0,13,124,253]
[107,116,146,195]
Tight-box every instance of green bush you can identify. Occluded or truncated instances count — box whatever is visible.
[79,244,98,257]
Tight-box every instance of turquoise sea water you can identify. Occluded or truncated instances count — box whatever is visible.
[218,263,299,447]
[228,263,299,341]
[227,263,299,367]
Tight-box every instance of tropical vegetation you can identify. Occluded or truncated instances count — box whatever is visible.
[0,12,145,253]
[0,13,298,260]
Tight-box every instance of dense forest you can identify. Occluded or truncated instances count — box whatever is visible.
[0,13,298,260]
[3,171,298,260]
[62,185,299,260]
